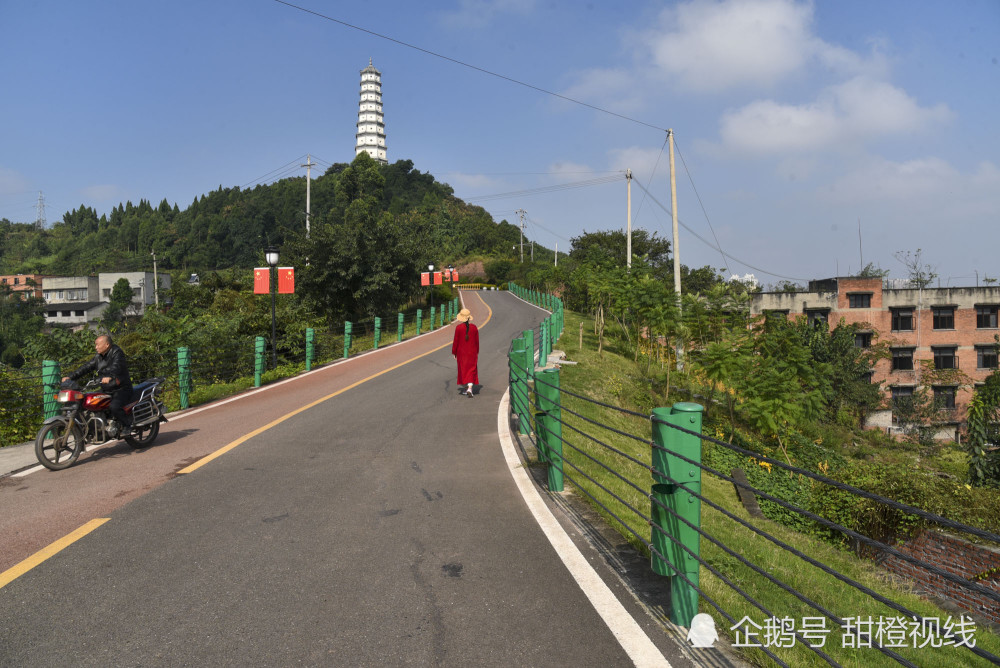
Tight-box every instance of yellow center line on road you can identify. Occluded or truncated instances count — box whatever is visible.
[0,518,110,589]
[0,294,499,592]
[178,291,493,475]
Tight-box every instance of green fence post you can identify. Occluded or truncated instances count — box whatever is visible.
[509,343,530,435]
[397,313,404,342]
[42,360,61,419]
[374,317,382,350]
[540,319,549,366]
[522,328,535,380]
[177,347,191,409]
[416,309,423,335]
[343,322,352,358]
[254,336,266,387]
[439,306,445,328]
[429,307,435,331]
[305,328,315,371]
[650,402,704,627]
[534,367,563,491]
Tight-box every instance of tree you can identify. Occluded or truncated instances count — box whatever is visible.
[680,264,726,295]
[894,249,937,288]
[966,362,1000,487]
[855,263,889,279]
[569,229,671,275]
[292,154,422,323]
[102,277,134,328]
[0,284,45,367]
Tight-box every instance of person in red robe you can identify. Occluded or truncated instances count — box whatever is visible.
[452,308,479,397]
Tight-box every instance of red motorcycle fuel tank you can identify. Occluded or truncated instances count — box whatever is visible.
[84,392,113,410]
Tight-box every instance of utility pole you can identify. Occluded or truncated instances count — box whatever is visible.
[519,209,526,263]
[302,154,314,238]
[555,242,558,267]
[626,169,632,269]
[531,240,534,262]
[668,129,683,369]
[150,250,159,307]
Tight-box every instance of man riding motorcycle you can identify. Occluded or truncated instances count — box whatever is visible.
[63,334,134,437]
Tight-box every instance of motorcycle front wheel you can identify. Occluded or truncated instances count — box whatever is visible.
[35,420,85,471]
[125,421,159,449]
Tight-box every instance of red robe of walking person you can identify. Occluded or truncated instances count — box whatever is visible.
[452,308,479,397]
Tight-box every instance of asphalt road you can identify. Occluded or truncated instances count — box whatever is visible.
[0,291,704,667]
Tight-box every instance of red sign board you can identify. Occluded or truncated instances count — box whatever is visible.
[421,272,430,286]
[433,271,443,285]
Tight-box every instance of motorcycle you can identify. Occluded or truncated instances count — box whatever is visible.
[35,376,169,471]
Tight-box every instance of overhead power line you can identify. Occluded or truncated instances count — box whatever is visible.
[241,154,309,189]
[272,1,668,132]
[630,179,809,282]
[465,174,621,203]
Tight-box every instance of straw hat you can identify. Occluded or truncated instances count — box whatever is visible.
[456,308,473,323]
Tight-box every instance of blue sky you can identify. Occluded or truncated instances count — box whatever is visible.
[2,0,997,287]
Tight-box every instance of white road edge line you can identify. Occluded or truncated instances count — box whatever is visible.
[497,389,671,668]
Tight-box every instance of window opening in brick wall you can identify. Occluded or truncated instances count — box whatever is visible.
[805,309,829,327]
[855,332,872,348]
[933,386,957,410]
[891,307,914,331]
[933,346,957,370]
[848,293,872,308]
[891,386,914,423]
[932,307,955,329]
[891,348,914,371]
[977,305,999,329]
[977,346,999,369]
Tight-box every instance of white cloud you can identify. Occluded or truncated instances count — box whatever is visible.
[820,157,1000,219]
[718,76,953,154]
[642,0,818,93]
[439,0,536,30]
[607,146,666,181]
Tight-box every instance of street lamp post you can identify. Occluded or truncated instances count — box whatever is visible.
[265,246,280,369]
[428,263,435,316]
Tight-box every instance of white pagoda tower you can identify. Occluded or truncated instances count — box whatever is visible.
[355,58,387,164]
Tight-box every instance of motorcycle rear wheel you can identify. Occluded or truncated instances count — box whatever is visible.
[125,421,159,449]
[35,420,85,471]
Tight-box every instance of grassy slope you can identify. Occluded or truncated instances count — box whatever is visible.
[548,308,1000,667]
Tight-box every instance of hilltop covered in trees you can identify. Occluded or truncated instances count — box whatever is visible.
[0,155,522,278]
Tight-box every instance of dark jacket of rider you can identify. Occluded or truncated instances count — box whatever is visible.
[70,343,133,394]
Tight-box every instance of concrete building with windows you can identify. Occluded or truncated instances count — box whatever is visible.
[98,271,170,316]
[750,277,1000,437]
[41,276,106,328]
[355,58,387,164]
[40,272,171,329]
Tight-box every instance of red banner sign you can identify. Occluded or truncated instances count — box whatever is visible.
[253,268,269,294]
[278,267,294,294]
[421,272,430,286]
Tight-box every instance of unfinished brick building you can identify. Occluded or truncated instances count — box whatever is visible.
[750,277,1000,438]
